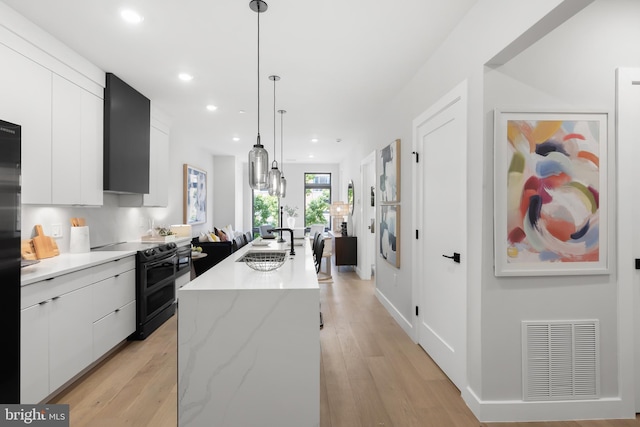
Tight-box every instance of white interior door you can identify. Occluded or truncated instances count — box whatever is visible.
[617,68,640,412]
[359,151,376,280]
[413,81,468,390]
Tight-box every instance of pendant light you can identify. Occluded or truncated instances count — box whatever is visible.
[268,75,281,196]
[248,0,269,190]
[278,109,287,198]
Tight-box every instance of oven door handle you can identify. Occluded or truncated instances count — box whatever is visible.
[143,253,178,270]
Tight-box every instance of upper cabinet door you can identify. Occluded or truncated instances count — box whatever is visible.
[0,43,52,204]
[143,125,169,207]
[52,74,103,206]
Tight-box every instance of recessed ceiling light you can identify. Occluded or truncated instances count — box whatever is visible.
[206,105,217,111]
[238,110,246,114]
[121,9,144,24]
[311,138,318,143]
[178,73,193,82]
[308,154,315,158]
[233,137,240,142]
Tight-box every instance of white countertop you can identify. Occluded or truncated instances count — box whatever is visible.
[20,251,136,286]
[20,236,193,287]
[181,238,319,291]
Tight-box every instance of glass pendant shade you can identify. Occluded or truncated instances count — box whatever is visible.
[279,175,287,198]
[249,140,269,190]
[268,161,281,195]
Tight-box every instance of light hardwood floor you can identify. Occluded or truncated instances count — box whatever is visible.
[52,268,639,427]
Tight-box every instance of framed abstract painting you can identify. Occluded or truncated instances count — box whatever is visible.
[494,110,609,276]
[183,164,207,225]
[380,204,400,268]
[379,139,401,203]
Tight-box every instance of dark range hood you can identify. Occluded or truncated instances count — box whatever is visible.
[103,73,150,194]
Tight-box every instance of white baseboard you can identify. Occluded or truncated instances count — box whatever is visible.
[464,386,635,422]
[375,287,414,341]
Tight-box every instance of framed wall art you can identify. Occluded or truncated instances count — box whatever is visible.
[379,139,401,203]
[380,204,400,268]
[183,164,207,225]
[494,110,609,276]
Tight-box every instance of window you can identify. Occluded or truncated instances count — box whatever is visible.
[252,190,279,233]
[304,173,331,228]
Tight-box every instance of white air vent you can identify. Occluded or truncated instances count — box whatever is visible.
[522,320,599,401]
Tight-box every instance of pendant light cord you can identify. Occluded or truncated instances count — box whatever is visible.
[256,9,261,144]
[280,111,284,174]
[273,76,277,163]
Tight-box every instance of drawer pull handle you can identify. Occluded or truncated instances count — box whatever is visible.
[52,296,60,301]
[114,274,120,278]
[39,300,50,305]
[114,308,120,313]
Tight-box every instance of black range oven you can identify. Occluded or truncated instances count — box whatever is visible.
[175,244,191,281]
[93,241,178,340]
[135,243,177,339]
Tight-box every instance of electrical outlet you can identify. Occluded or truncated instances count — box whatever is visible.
[51,223,63,238]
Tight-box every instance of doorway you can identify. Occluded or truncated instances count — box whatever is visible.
[358,151,376,280]
[412,81,468,391]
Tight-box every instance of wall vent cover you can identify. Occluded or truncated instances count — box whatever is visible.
[522,320,599,401]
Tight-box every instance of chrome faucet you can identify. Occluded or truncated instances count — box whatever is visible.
[267,228,295,255]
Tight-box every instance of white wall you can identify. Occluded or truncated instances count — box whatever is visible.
[482,0,640,404]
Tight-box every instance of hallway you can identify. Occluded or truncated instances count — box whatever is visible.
[52,268,639,426]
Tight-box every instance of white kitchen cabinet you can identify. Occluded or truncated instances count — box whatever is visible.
[93,300,136,360]
[52,74,103,205]
[48,284,94,392]
[20,255,135,403]
[119,123,169,207]
[145,125,169,206]
[0,42,52,204]
[92,268,136,360]
[20,301,49,404]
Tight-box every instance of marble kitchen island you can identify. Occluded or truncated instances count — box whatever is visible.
[178,238,320,427]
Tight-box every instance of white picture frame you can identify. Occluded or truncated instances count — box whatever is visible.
[494,110,609,276]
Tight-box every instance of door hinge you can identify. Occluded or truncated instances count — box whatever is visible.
[415,229,419,239]
[415,306,419,316]
[412,151,419,163]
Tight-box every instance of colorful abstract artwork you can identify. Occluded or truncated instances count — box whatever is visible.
[380,204,400,268]
[379,139,400,203]
[494,111,608,276]
[183,164,207,225]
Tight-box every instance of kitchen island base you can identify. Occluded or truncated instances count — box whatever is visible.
[178,287,319,427]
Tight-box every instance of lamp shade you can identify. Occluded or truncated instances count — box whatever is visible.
[268,162,281,195]
[248,142,269,190]
[330,201,349,217]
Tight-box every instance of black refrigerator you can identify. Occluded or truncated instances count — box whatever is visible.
[0,119,21,403]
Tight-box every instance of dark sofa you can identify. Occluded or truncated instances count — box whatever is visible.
[191,238,234,277]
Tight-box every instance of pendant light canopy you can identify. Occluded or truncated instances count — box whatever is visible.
[268,75,281,196]
[248,0,269,190]
[278,109,287,198]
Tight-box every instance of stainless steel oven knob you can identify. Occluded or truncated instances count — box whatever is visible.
[144,248,156,257]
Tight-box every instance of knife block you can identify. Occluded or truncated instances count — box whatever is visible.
[70,226,90,253]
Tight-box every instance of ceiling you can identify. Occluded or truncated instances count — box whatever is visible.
[3,0,478,164]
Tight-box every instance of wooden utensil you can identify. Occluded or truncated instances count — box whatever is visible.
[21,239,37,260]
[32,225,59,259]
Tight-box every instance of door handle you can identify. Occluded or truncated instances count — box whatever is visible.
[442,252,461,263]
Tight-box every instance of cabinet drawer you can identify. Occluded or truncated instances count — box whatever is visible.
[21,256,135,309]
[92,269,135,321]
[93,300,136,361]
